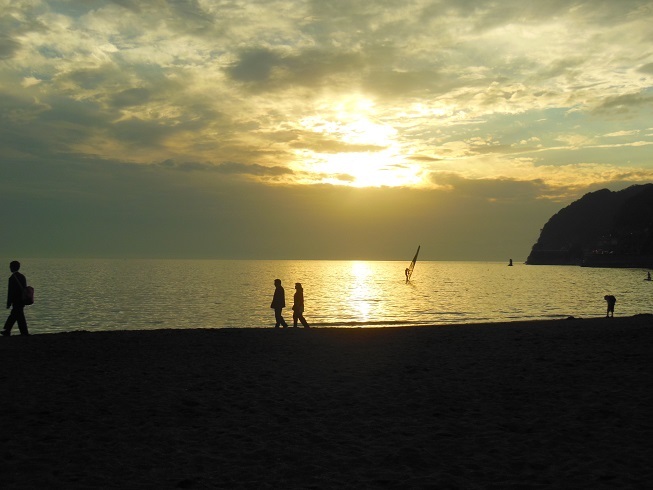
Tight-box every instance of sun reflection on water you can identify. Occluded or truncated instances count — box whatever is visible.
[349,261,374,322]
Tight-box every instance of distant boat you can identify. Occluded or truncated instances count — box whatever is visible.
[405,245,420,283]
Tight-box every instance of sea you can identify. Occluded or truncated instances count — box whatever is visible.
[9,258,653,335]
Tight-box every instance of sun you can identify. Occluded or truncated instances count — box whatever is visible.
[294,98,425,187]
[314,150,422,187]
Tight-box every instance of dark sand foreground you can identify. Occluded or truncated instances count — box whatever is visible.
[2,316,653,489]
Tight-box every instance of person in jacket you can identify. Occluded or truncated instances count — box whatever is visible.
[292,283,310,329]
[270,279,288,328]
[3,260,29,336]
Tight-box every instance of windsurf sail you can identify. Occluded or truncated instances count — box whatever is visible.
[405,245,420,283]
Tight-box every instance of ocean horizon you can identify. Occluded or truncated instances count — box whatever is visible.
[7,258,653,335]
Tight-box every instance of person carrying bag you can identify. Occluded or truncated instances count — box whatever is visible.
[2,260,32,336]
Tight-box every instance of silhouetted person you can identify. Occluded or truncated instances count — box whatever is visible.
[604,295,616,318]
[509,259,513,266]
[270,279,288,328]
[3,261,29,336]
[405,268,410,283]
[292,283,310,329]
[647,272,651,281]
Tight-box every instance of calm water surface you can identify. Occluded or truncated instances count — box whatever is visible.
[13,259,653,334]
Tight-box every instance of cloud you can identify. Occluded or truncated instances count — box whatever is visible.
[0,35,21,59]
[108,0,142,13]
[61,64,126,91]
[604,130,640,138]
[109,88,152,108]
[430,173,553,201]
[0,157,561,260]
[591,91,653,116]
[227,48,283,84]
[162,159,294,176]
[226,46,364,92]
[214,162,293,176]
[287,130,386,154]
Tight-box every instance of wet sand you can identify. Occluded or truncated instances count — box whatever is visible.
[1,315,652,488]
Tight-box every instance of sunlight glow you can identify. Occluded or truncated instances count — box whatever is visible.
[313,151,424,187]
[295,97,428,187]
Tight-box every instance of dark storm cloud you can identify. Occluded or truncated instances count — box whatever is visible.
[533,57,586,83]
[433,0,651,30]
[214,162,293,176]
[155,159,293,177]
[63,65,127,90]
[61,62,178,98]
[226,47,363,91]
[227,48,283,83]
[638,63,653,74]
[109,88,152,108]
[168,0,212,23]
[592,92,653,115]
[52,0,195,17]
[432,173,554,201]
[0,35,21,60]
[280,49,364,87]
[40,96,111,129]
[362,69,453,97]
[108,0,142,12]
[228,36,470,98]
[0,92,112,159]
[109,118,180,145]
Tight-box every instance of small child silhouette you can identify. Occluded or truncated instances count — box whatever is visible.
[604,295,616,318]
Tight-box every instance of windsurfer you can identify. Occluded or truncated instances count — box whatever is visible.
[405,245,421,283]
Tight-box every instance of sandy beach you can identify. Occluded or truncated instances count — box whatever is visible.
[1,315,652,489]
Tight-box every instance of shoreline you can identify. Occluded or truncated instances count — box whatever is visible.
[2,315,652,488]
[11,312,653,337]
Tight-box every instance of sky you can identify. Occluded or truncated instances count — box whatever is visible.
[1,0,652,260]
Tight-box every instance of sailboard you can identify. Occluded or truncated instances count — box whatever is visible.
[405,245,421,283]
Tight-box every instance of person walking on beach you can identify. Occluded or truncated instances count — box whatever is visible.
[604,295,616,318]
[271,279,288,328]
[292,283,310,329]
[3,261,30,336]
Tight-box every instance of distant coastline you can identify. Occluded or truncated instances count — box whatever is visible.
[526,184,653,268]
